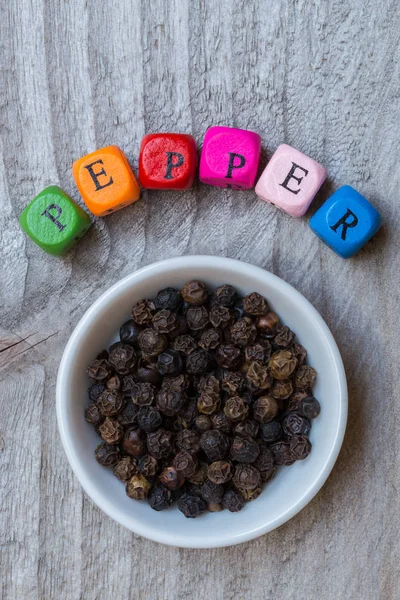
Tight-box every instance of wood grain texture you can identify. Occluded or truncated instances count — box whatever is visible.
[1,0,399,598]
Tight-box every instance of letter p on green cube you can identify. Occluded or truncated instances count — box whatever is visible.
[19,186,91,255]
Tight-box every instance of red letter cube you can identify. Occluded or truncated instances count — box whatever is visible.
[139,133,197,190]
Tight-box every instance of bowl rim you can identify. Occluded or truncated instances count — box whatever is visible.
[56,255,348,548]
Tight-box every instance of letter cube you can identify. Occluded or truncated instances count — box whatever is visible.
[139,133,197,190]
[19,185,91,255]
[255,144,327,217]
[72,145,140,216]
[199,126,261,189]
[309,185,382,258]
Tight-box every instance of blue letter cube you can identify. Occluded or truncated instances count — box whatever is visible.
[309,185,382,258]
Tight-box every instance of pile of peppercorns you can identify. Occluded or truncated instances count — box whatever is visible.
[85,281,320,518]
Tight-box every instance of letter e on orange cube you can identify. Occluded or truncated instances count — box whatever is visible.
[72,145,140,216]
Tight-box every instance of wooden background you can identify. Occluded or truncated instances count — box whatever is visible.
[1,0,399,598]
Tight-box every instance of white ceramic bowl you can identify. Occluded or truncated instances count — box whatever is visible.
[57,256,347,548]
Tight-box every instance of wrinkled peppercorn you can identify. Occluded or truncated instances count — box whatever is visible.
[97,390,125,417]
[122,427,146,457]
[116,402,139,426]
[132,299,156,325]
[156,388,186,416]
[238,486,262,502]
[120,319,143,347]
[113,457,138,481]
[232,464,260,490]
[268,350,297,380]
[245,343,271,363]
[130,382,157,406]
[215,344,243,370]
[162,374,190,393]
[108,344,136,374]
[106,375,121,391]
[178,398,198,426]
[173,451,198,477]
[260,468,276,484]
[270,441,295,466]
[186,349,213,375]
[85,403,103,426]
[256,311,280,338]
[246,361,273,390]
[213,284,237,307]
[153,310,178,334]
[274,326,295,348]
[259,420,282,443]
[254,446,274,472]
[198,327,222,350]
[186,305,209,330]
[147,429,174,459]
[230,436,260,463]
[88,383,106,402]
[224,396,249,422]
[295,365,317,390]
[138,454,158,478]
[208,460,233,485]
[148,485,173,511]
[137,406,163,432]
[282,413,311,438]
[126,474,151,499]
[209,305,234,329]
[155,287,182,311]
[197,392,220,415]
[200,430,230,461]
[211,411,232,434]
[288,395,321,420]
[138,329,168,357]
[234,419,259,438]
[271,379,293,400]
[243,292,269,316]
[253,396,278,423]
[230,317,257,347]
[157,350,183,377]
[200,480,224,503]
[194,415,213,433]
[289,435,312,460]
[220,370,245,396]
[222,489,245,512]
[178,493,206,518]
[95,442,121,466]
[187,462,209,485]
[87,359,112,381]
[159,466,185,490]
[99,417,124,444]
[182,280,208,305]
[173,334,197,355]
[176,429,201,454]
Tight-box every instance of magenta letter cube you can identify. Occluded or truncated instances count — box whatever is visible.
[199,126,261,189]
[255,144,327,217]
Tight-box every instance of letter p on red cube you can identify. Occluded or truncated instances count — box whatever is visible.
[139,133,197,190]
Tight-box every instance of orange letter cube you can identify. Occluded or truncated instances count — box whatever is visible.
[72,145,140,216]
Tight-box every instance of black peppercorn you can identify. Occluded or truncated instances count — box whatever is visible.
[159,466,185,490]
[106,375,121,391]
[187,462,209,485]
[220,370,245,396]
[194,415,213,433]
[289,435,312,460]
[173,451,198,477]
[132,299,156,325]
[230,317,257,347]
[293,343,307,366]
[130,382,156,407]
[245,343,271,363]
[215,344,243,370]
[116,402,139,426]
[268,351,298,380]
[213,284,237,307]
[176,429,201,454]
[259,420,282,443]
[88,383,106,402]
[120,319,143,347]
[197,392,220,415]
[211,411,232,434]
[186,349,213,375]
[95,442,121,466]
[147,429,174,459]
[233,419,259,438]
[209,305,234,329]
[208,460,233,485]
[222,489,245,512]
[200,430,229,461]
[138,454,159,478]
[200,480,224,503]
[253,396,278,423]
[113,457,138,481]
[256,311,280,337]
[186,305,209,330]
[260,468,276,484]
[108,344,136,375]
[270,379,293,400]
[148,485,173,511]
[162,374,190,393]
[243,292,269,316]
[137,406,163,432]
[270,441,295,466]
[246,361,273,390]
[155,287,183,311]
[177,493,206,518]
[282,413,311,438]
[126,474,151,500]
[295,365,317,390]
[198,327,222,350]
[87,359,112,381]
[238,486,262,502]
[177,398,198,427]
[99,417,124,444]
[253,446,274,472]
[230,436,260,463]
[152,310,179,334]
[122,427,146,457]
[232,464,260,490]
[182,280,208,305]
[288,395,321,420]
[134,361,162,386]
[97,390,125,417]
[156,388,186,416]
[138,329,168,357]
[173,334,197,355]
[85,403,103,426]
[224,396,249,422]
[157,350,183,376]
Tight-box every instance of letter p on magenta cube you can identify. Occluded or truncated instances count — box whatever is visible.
[309,185,382,258]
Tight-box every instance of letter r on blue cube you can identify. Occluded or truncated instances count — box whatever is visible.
[309,186,382,258]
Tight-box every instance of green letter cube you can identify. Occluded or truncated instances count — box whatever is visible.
[19,185,91,255]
